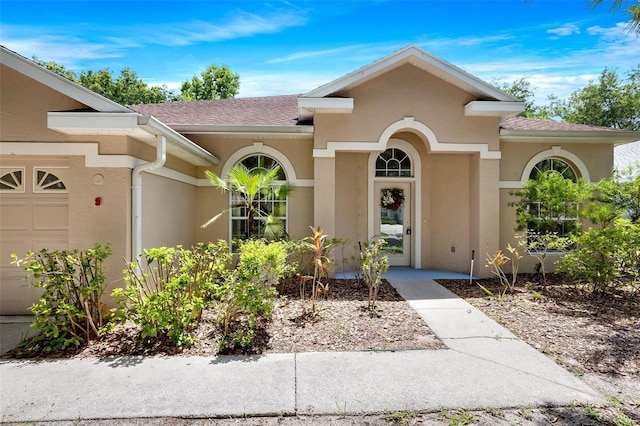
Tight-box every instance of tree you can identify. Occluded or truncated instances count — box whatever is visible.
[556,66,640,130]
[34,58,241,105]
[510,171,592,235]
[34,58,175,104]
[201,164,295,240]
[179,64,240,101]
[591,0,640,34]
[495,78,553,119]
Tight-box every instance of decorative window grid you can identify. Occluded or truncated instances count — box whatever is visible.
[33,168,68,193]
[0,167,25,192]
[375,148,412,177]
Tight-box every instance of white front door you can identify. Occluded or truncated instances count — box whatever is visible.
[374,182,411,266]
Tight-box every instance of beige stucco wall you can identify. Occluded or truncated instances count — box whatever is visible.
[142,173,197,249]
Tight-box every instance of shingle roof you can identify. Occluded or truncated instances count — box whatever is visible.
[500,117,618,132]
[130,95,302,126]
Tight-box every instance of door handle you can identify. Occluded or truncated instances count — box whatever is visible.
[406,228,411,235]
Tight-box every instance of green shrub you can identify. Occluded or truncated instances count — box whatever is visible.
[215,239,291,352]
[557,219,640,293]
[11,243,112,353]
[112,241,231,347]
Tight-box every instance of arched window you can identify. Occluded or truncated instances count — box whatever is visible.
[529,158,577,182]
[230,154,288,241]
[375,148,412,177]
[526,157,580,238]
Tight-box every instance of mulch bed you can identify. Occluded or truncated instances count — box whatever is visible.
[437,274,640,380]
[4,278,444,359]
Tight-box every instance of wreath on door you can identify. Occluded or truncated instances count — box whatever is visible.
[381,188,404,211]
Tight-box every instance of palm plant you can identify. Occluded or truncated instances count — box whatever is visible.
[201,164,295,240]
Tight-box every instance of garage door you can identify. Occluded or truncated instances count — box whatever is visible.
[0,165,69,315]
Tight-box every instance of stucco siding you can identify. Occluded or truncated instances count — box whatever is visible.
[0,64,84,142]
[313,63,499,150]
[426,154,472,273]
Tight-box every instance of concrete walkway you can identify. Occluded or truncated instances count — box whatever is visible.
[0,269,603,423]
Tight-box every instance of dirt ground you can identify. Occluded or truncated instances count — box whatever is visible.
[4,275,640,425]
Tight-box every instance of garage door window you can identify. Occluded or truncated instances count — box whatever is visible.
[0,168,25,192]
[34,168,67,192]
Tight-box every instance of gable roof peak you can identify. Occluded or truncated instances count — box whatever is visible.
[302,44,518,102]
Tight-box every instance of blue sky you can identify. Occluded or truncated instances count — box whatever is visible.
[1,0,639,104]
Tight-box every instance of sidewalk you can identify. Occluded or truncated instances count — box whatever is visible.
[0,269,603,423]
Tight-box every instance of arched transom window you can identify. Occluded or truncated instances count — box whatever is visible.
[375,148,412,177]
[231,154,288,241]
[529,158,577,182]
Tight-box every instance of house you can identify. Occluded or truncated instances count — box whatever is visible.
[2,45,639,314]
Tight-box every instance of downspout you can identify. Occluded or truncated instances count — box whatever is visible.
[131,134,166,260]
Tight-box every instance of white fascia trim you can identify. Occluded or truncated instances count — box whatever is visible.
[465,101,525,118]
[298,97,354,121]
[48,112,140,133]
[171,124,314,139]
[1,47,129,113]
[48,112,218,166]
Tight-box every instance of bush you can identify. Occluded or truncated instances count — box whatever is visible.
[215,239,292,352]
[11,243,112,353]
[557,219,640,294]
[112,241,231,347]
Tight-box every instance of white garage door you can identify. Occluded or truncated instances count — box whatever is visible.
[0,165,69,315]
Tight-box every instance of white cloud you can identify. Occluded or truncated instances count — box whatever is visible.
[547,23,581,37]
[143,11,308,47]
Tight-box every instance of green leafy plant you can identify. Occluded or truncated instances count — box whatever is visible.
[215,239,291,352]
[202,163,295,240]
[557,219,640,294]
[361,237,389,310]
[112,242,230,347]
[11,243,112,353]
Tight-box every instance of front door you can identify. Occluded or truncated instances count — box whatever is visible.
[374,182,411,266]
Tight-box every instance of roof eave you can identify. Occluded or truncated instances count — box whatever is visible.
[302,45,519,102]
[500,129,640,144]
[465,101,525,119]
[170,124,315,139]
[1,45,131,113]
[47,112,219,166]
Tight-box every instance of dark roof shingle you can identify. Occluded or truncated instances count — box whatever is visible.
[501,117,618,132]
[131,94,301,126]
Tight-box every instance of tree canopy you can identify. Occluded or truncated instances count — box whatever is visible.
[34,58,239,105]
[499,65,640,131]
[178,64,240,101]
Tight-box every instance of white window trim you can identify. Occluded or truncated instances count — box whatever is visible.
[500,146,591,189]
